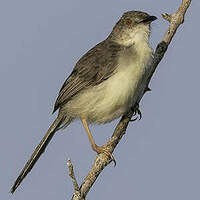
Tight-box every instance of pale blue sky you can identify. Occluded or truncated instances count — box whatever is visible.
[1,0,199,199]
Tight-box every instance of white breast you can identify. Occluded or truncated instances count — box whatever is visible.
[97,41,153,120]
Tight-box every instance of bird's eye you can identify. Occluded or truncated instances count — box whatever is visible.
[125,18,132,26]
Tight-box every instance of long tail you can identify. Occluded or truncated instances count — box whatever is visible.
[10,115,64,194]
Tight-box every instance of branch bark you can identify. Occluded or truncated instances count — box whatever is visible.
[70,1,192,199]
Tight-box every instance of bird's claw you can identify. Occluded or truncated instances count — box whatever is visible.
[130,116,138,122]
[93,145,116,166]
[130,103,142,121]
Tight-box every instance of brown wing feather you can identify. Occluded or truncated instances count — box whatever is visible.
[53,40,125,113]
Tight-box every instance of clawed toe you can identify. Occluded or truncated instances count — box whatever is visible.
[93,145,116,166]
[131,103,142,121]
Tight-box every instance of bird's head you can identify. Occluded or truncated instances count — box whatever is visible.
[109,11,157,46]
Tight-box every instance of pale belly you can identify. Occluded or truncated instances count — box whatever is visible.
[64,61,151,124]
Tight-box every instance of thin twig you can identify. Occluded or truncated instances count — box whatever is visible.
[71,1,192,199]
[67,159,84,199]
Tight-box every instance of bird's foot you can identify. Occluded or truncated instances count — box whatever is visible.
[92,144,116,166]
[130,103,142,121]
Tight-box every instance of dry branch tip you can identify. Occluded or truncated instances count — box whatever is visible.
[162,13,172,22]
[67,159,83,199]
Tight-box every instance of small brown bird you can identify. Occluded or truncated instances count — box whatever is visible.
[11,10,157,193]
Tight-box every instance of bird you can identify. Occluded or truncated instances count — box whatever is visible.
[11,10,157,193]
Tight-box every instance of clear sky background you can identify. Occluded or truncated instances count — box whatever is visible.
[1,0,199,199]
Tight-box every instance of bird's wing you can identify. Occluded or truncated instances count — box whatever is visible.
[53,40,124,113]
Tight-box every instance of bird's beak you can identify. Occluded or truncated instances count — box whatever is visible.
[141,15,157,23]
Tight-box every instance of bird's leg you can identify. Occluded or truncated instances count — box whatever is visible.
[130,102,142,121]
[81,118,116,165]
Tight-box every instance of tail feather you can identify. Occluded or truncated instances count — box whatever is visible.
[10,115,64,194]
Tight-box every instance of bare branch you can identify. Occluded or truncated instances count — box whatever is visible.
[71,1,192,199]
